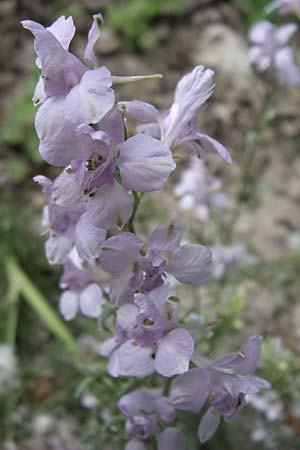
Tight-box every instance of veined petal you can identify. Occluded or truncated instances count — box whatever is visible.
[84,13,103,66]
[120,100,159,122]
[47,15,75,50]
[196,133,232,163]
[79,283,104,318]
[198,409,221,443]
[167,244,213,285]
[148,224,182,252]
[108,341,155,377]
[170,367,210,413]
[86,182,133,229]
[64,66,114,125]
[213,335,263,375]
[118,134,175,192]
[116,303,139,332]
[45,234,72,265]
[99,232,144,273]
[155,328,194,377]
[74,214,106,261]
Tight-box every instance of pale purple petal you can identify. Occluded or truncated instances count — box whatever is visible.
[196,133,232,164]
[118,134,175,192]
[276,23,297,45]
[156,396,176,423]
[64,67,114,125]
[47,15,75,50]
[99,233,144,273]
[148,224,182,252]
[155,328,194,377]
[108,341,155,377]
[275,47,300,86]
[248,20,275,44]
[59,290,78,320]
[22,24,86,96]
[99,337,119,357]
[118,388,159,416]
[157,428,186,450]
[198,409,221,442]
[170,368,210,413]
[74,214,106,260]
[79,283,104,318]
[86,182,133,229]
[109,272,135,306]
[99,106,124,146]
[167,244,212,285]
[116,304,139,332]
[213,335,263,375]
[45,234,72,265]
[161,66,215,147]
[84,13,103,66]
[33,76,47,105]
[35,96,65,142]
[51,166,83,207]
[120,100,159,122]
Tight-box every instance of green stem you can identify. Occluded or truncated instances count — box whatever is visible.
[127,192,144,234]
[112,74,163,86]
[6,256,77,352]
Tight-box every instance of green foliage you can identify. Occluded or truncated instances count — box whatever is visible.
[0,69,40,165]
[232,0,278,24]
[107,0,183,49]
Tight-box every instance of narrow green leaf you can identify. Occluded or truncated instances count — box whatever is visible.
[7,256,77,352]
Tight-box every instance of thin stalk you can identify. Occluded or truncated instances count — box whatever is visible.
[6,256,77,352]
[112,74,163,86]
[127,192,144,234]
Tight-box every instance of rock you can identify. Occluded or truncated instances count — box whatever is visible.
[192,24,254,87]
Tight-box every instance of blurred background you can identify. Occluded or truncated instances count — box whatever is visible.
[0,0,300,449]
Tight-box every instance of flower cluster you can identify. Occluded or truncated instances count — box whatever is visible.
[25,13,270,449]
[248,1,300,86]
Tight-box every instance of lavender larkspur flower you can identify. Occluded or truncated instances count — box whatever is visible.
[98,224,213,304]
[174,157,230,221]
[248,20,297,71]
[120,66,232,163]
[170,335,271,442]
[100,284,194,377]
[34,175,106,263]
[119,388,185,450]
[265,0,300,15]
[50,106,175,209]
[22,15,115,165]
